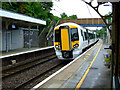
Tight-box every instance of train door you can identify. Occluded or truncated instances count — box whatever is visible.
[60,26,72,51]
[60,26,73,58]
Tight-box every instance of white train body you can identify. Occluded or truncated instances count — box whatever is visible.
[53,22,97,60]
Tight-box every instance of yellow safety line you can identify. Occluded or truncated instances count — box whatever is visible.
[75,41,103,90]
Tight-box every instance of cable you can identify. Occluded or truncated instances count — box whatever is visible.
[54,4,65,12]
[52,8,62,14]
[86,3,92,18]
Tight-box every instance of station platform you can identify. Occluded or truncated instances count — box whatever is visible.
[32,39,111,89]
[1,48,39,56]
[0,46,53,59]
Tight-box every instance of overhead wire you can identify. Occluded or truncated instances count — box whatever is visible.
[53,4,65,12]
[51,1,66,16]
[85,3,92,18]
[52,8,62,14]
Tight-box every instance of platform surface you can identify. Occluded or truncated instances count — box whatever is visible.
[0,46,53,58]
[33,39,111,89]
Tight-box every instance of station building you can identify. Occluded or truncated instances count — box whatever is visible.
[0,9,46,52]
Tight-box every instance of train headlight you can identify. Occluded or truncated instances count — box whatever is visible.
[55,45,60,49]
[73,44,79,48]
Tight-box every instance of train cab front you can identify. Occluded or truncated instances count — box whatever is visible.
[54,24,80,60]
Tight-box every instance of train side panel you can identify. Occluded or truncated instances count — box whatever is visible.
[53,22,97,60]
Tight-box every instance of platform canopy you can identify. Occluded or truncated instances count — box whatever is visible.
[0,9,46,25]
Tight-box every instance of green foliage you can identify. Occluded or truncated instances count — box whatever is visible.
[2,2,54,34]
[105,12,112,24]
[60,12,68,19]
[2,2,77,22]
[69,15,78,19]
[2,2,77,34]
[97,27,107,38]
[2,2,53,20]
[60,12,78,19]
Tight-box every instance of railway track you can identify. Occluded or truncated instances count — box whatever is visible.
[2,40,98,89]
[2,52,56,78]
[2,53,69,89]
[14,59,66,89]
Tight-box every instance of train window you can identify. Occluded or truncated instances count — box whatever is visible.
[88,33,91,39]
[88,33,94,39]
[84,32,87,40]
[81,29,83,37]
[55,30,60,42]
[71,28,79,41]
[88,33,90,39]
[81,29,85,41]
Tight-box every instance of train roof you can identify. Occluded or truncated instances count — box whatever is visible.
[54,22,82,30]
[54,22,94,34]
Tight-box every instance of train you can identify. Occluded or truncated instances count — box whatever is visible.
[53,22,98,60]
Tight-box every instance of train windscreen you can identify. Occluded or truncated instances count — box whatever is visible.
[71,28,79,41]
[55,30,60,42]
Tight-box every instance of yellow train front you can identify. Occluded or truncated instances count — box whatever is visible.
[53,23,83,60]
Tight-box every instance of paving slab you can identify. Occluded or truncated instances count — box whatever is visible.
[33,39,110,89]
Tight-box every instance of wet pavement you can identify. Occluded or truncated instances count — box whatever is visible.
[32,39,111,89]
[80,44,111,88]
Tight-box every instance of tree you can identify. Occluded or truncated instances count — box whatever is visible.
[68,15,77,19]
[2,2,54,34]
[2,2,78,34]
[97,27,107,38]
[60,12,78,19]
[105,12,112,24]
[2,2,53,20]
[60,12,68,19]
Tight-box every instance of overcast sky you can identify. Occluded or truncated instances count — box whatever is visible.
[51,0,112,30]
[51,0,112,18]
